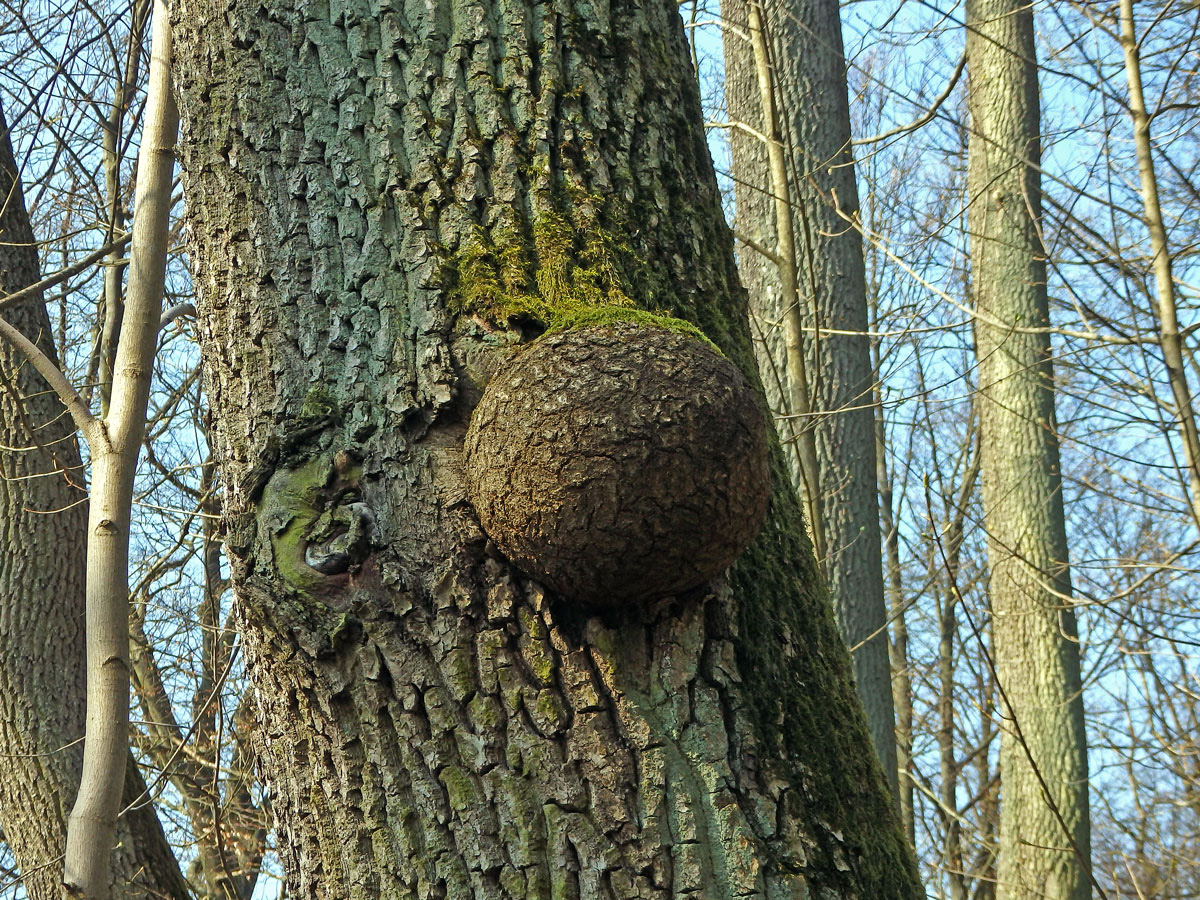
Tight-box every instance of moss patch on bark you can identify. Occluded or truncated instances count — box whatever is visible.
[450,202,705,343]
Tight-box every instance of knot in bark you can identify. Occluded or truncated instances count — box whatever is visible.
[464,322,769,607]
[303,499,376,575]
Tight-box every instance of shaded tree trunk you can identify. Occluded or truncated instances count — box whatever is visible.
[964,0,1092,895]
[171,0,919,896]
[871,274,914,843]
[0,107,188,900]
[723,0,899,800]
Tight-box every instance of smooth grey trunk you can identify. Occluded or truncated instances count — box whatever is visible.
[63,2,179,894]
[0,109,187,900]
[965,0,1092,894]
[723,0,898,799]
[170,0,921,896]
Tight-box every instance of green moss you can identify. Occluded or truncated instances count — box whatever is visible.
[441,646,476,702]
[451,207,723,356]
[439,765,475,813]
[329,612,362,650]
[518,607,556,686]
[453,212,632,323]
[531,209,628,310]
[299,385,338,422]
[728,442,922,896]
[541,305,720,355]
[467,694,504,730]
[264,454,334,594]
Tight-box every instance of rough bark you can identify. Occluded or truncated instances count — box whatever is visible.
[723,0,898,800]
[0,108,188,900]
[171,0,919,897]
[964,0,1092,895]
[466,323,769,607]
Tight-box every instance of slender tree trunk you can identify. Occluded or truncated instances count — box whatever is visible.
[0,107,188,900]
[723,0,898,800]
[938,504,966,900]
[744,0,828,566]
[1116,0,1200,527]
[972,667,999,900]
[63,4,179,892]
[97,0,151,417]
[171,0,920,896]
[964,0,1092,894]
[871,285,914,842]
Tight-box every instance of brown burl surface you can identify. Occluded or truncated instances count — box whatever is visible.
[465,322,769,606]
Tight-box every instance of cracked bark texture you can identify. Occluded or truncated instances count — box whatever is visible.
[465,324,768,607]
[722,0,898,800]
[964,0,1091,896]
[171,0,919,896]
[0,109,188,900]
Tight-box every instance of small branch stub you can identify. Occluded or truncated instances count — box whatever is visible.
[464,322,769,607]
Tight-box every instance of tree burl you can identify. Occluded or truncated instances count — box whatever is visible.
[465,322,769,607]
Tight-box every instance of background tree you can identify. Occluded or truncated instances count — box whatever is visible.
[0,103,188,900]
[964,0,1092,893]
[0,1,271,890]
[721,0,899,798]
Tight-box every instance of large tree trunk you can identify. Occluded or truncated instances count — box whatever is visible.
[723,0,898,799]
[171,0,919,896]
[0,108,188,900]
[964,1,1092,896]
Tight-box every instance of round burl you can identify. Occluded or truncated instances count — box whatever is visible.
[464,322,769,606]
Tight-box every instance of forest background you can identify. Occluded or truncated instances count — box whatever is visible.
[0,0,1197,896]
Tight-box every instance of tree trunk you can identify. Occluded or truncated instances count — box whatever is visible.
[723,0,898,800]
[170,0,920,896]
[964,0,1092,895]
[1116,0,1200,527]
[0,107,188,900]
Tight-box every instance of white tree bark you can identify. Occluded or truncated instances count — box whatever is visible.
[61,0,178,893]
